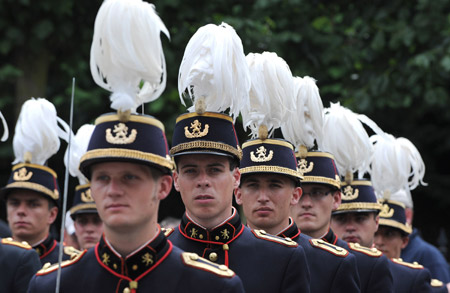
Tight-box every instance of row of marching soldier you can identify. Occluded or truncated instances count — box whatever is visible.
[0,0,449,292]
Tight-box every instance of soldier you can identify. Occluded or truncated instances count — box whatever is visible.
[28,0,244,292]
[167,31,310,292]
[0,237,41,292]
[69,184,102,251]
[394,188,450,283]
[374,199,448,292]
[235,137,361,292]
[290,150,394,292]
[1,98,75,265]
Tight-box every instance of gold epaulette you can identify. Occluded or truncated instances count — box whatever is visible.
[181,252,235,278]
[309,239,349,257]
[348,242,382,257]
[64,246,82,260]
[1,237,32,249]
[252,230,298,247]
[431,279,444,287]
[36,250,86,276]
[391,258,424,269]
[162,227,174,237]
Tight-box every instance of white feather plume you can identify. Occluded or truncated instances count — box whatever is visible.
[370,133,427,197]
[281,76,323,150]
[0,110,8,142]
[178,22,250,120]
[321,102,377,179]
[64,124,95,185]
[389,187,414,208]
[90,0,170,113]
[241,52,295,138]
[12,98,70,165]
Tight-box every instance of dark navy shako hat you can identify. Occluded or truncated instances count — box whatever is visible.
[79,112,174,178]
[334,179,382,214]
[240,138,301,185]
[2,163,60,206]
[170,112,242,161]
[296,150,341,189]
[378,199,412,234]
[69,184,96,219]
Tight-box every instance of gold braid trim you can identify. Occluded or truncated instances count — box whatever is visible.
[240,166,302,179]
[337,202,382,211]
[12,163,57,177]
[95,114,165,131]
[6,182,58,200]
[70,203,97,215]
[243,139,294,149]
[379,219,412,234]
[176,112,233,123]
[80,148,174,170]
[302,176,340,188]
[170,141,242,160]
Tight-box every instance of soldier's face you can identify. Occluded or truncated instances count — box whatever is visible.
[6,190,58,245]
[330,212,379,247]
[90,162,172,235]
[374,226,409,259]
[173,154,240,229]
[290,184,340,239]
[74,213,103,250]
[235,174,301,235]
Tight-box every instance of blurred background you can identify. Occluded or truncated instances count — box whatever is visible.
[0,0,449,259]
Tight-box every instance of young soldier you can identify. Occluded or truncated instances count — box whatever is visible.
[69,184,103,250]
[2,98,75,265]
[291,150,394,292]
[235,137,361,292]
[374,199,448,292]
[27,0,244,291]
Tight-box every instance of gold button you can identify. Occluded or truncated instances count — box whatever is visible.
[190,253,199,260]
[219,265,228,271]
[215,236,220,241]
[209,252,218,262]
[132,264,138,271]
[199,234,204,239]
[123,288,130,293]
[113,263,118,269]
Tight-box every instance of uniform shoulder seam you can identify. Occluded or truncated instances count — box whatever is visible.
[181,252,235,278]
[162,227,174,237]
[1,237,32,249]
[391,258,424,269]
[348,242,382,257]
[36,250,87,275]
[309,239,349,257]
[252,229,298,247]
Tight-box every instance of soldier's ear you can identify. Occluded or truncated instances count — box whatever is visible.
[173,171,180,192]
[291,187,302,206]
[232,168,241,189]
[234,188,243,205]
[331,190,341,210]
[157,175,173,200]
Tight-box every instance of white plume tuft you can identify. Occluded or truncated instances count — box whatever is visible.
[241,52,295,138]
[0,110,8,142]
[64,124,95,185]
[178,22,250,120]
[389,187,414,208]
[370,133,427,197]
[90,0,170,113]
[281,76,323,150]
[321,102,378,179]
[13,98,70,165]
